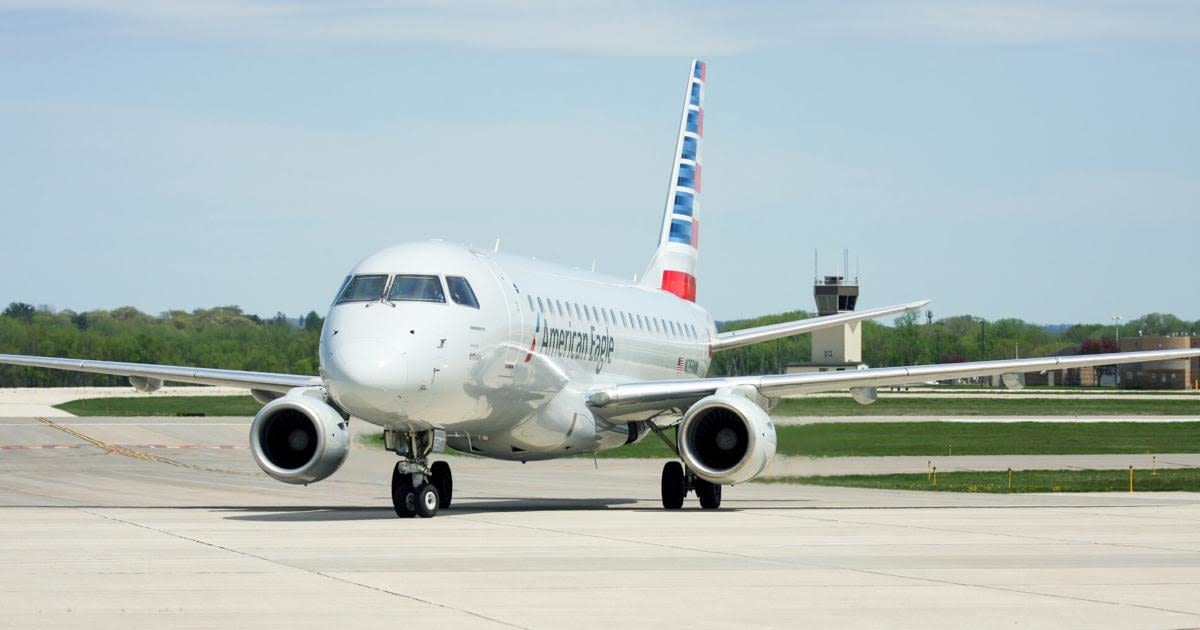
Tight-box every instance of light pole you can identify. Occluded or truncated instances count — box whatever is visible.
[1112,315,1122,344]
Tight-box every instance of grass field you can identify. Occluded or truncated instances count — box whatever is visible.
[773,396,1199,417]
[754,468,1200,493]
[361,422,1200,458]
[56,395,262,417]
[53,396,1200,458]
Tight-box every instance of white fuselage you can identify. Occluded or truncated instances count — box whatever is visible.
[320,240,714,460]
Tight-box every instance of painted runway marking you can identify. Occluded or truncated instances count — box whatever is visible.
[33,417,253,475]
[0,444,245,450]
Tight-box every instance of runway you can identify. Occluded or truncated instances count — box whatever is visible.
[3,416,1200,629]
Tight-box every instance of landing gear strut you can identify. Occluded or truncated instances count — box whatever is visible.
[660,461,723,510]
[386,429,452,519]
[650,424,723,510]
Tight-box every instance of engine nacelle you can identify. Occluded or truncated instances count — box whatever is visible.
[678,394,777,485]
[129,376,163,393]
[249,394,349,485]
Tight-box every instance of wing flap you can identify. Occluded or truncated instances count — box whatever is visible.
[0,353,318,393]
[588,349,1200,409]
[711,300,929,351]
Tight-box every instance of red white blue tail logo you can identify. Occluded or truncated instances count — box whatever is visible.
[640,59,705,302]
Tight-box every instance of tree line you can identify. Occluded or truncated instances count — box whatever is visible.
[1,302,1196,386]
[709,310,1199,377]
[0,304,322,387]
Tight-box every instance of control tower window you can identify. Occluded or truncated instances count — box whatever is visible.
[445,276,480,308]
[336,274,388,304]
[388,275,446,303]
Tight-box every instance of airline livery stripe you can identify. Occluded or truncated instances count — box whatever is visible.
[661,270,697,302]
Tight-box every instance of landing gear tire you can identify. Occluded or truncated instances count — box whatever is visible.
[391,466,416,518]
[661,461,686,509]
[431,461,453,510]
[415,483,440,518]
[695,477,722,509]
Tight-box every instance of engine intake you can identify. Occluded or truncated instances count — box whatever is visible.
[678,393,777,485]
[250,395,349,485]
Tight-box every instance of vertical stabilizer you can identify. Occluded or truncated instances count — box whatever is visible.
[640,59,705,302]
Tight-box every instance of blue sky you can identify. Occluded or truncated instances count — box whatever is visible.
[1,2,1198,324]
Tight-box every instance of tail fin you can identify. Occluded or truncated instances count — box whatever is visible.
[640,59,705,302]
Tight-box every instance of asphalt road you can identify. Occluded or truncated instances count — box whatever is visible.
[3,416,1200,629]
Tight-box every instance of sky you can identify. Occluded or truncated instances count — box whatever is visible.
[1,1,1198,325]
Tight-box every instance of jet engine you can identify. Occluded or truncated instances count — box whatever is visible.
[249,395,350,485]
[129,376,163,393]
[677,393,777,485]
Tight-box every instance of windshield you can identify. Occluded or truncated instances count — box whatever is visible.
[388,275,445,303]
[336,274,388,304]
[445,276,479,308]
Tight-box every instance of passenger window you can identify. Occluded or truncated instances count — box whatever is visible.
[601,308,610,325]
[388,275,446,303]
[445,276,479,308]
[336,274,388,304]
[574,303,583,320]
[527,295,534,311]
[537,297,545,313]
[654,318,661,334]
[556,300,564,317]
[592,305,601,322]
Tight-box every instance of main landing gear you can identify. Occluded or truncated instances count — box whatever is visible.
[649,422,721,510]
[386,429,453,518]
[660,460,722,510]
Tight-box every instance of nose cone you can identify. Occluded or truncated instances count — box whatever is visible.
[323,337,407,419]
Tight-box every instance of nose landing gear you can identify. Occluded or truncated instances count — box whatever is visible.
[386,429,453,518]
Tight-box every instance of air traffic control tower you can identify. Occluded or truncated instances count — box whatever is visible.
[785,252,867,374]
[809,274,863,369]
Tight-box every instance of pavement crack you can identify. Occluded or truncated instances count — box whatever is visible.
[75,508,528,629]
[461,513,1200,620]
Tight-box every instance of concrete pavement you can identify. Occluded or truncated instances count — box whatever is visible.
[3,415,1200,629]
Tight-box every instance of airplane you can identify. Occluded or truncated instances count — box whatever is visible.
[3,59,1197,518]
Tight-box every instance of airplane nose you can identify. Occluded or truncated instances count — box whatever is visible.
[323,337,407,415]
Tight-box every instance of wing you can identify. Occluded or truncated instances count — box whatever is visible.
[711,300,929,351]
[587,349,1200,411]
[0,353,319,393]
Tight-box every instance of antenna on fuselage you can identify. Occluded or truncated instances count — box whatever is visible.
[493,239,501,253]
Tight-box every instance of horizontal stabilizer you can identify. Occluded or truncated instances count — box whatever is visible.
[711,300,929,352]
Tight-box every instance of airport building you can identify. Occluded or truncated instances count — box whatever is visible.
[1027,336,1199,390]
[1118,335,1199,390]
[785,273,866,374]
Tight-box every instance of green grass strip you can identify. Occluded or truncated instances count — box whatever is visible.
[779,421,1200,457]
[773,396,1199,417]
[754,468,1200,493]
[361,421,1200,458]
[56,395,262,417]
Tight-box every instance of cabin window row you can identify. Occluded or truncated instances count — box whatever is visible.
[525,294,700,341]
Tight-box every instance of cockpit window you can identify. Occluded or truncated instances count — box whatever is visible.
[445,276,480,308]
[388,275,446,303]
[336,274,388,304]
